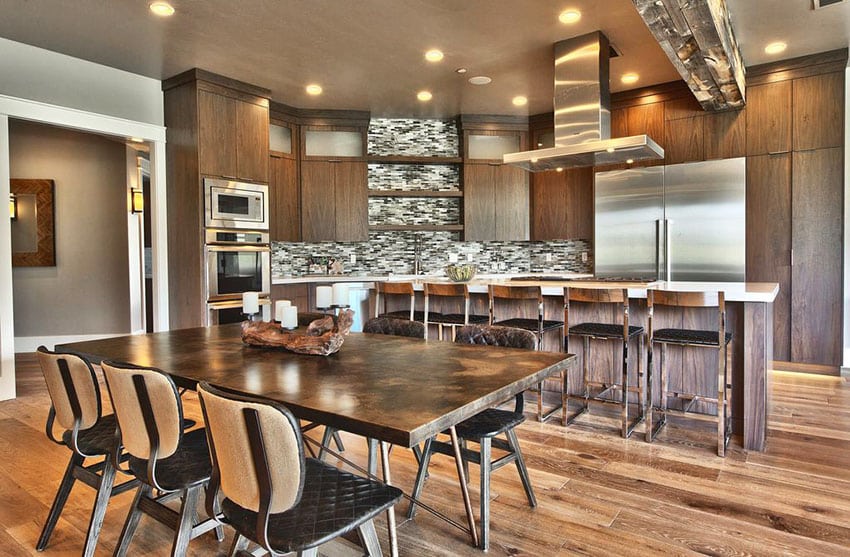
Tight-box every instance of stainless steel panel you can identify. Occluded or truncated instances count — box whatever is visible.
[594,166,664,279]
[553,32,610,146]
[205,245,270,301]
[664,158,746,281]
[204,178,269,230]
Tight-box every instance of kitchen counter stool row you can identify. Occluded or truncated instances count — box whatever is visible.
[376,281,733,457]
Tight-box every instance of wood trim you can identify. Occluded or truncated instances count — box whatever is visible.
[611,81,694,109]
[367,190,462,198]
[297,109,371,127]
[772,361,840,376]
[10,179,55,267]
[368,224,464,232]
[269,101,300,122]
[366,155,462,164]
[747,48,849,84]
[162,68,271,98]
[195,81,269,107]
[459,114,529,131]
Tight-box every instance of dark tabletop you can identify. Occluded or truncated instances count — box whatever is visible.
[59,324,574,447]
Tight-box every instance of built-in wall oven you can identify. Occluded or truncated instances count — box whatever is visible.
[205,229,271,325]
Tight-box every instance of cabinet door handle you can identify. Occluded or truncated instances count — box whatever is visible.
[790,249,794,266]
[768,150,790,156]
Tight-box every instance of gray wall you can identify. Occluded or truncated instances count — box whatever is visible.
[10,120,131,336]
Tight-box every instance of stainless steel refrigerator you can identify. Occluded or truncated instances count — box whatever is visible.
[594,157,745,282]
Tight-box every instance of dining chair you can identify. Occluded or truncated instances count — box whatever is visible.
[489,284,565,422]
[318,316,426,473]
[645,290,733,456]
[375,281,437,325]
[407,324,538,551]
[35,347,138,557]
[101,361,223,556]
[198,382,403,557]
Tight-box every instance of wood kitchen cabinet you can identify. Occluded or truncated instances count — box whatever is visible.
[746,80,792,156]
[301,160,368,242]
[530,167,593,241]
[793,72,844,151]
[269,116,301,242]
[461,119,530,241]
[198,89,269,182]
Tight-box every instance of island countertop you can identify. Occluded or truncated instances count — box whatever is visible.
[273,274,778,303]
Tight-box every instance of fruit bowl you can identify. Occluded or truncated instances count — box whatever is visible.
[445,264,477,282]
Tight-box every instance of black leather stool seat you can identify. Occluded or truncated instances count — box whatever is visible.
[493,317,564,332]
[654,328,732,346]
[455,409,525,439]
[569,322,644,339]
[380,310,435,322]
[431,313,489,326]
[128,429,212,492]
[61,414,118,455]
[222,458,402,554]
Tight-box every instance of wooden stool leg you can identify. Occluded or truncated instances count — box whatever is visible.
[479,436,491,551]
[621,335,629,438]
[646,340,654,443]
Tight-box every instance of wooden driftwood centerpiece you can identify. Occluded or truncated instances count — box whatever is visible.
[241,309,355,355]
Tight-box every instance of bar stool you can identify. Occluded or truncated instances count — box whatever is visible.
[423,282,488,341]
[564,287,645,438]
[645,290,732,457]
[375,281,438,327]
[489,284,565,422]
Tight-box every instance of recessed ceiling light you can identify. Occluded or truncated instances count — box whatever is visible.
[468,76,492,85]
[606,147,615,153]
[149,2,175,16]
[455,67,468,74]
[556,167,564,172]
[626,159,635,164]
[512,95,528,106]
[425,49,444,62]
[530,158,538,163]
[417,90,433,101]
[764,41,787,55]
[559,9,581,24]
[621,73,639,85]
[305,84,323,96]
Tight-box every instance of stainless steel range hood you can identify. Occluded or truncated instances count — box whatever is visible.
[503,31,664,172]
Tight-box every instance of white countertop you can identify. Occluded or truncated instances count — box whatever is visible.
[273,274,778,303]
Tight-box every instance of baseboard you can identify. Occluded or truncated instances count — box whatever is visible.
[772,360,840,376]
[14,333,125,353]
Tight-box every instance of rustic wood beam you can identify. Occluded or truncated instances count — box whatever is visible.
[632,0,746,111]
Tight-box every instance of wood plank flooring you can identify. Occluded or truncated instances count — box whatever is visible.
[3,353,850,556]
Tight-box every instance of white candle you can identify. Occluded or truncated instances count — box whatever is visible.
[332,283,349,306]
[274,300,291,322]
[242,291,259,315]
[282,306,298,329]
[316,286,333,308]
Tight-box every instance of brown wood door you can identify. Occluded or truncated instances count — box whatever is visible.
[198,90,237,178]
[627,103,665,166]
[270,154,300,242]
[333,161,368,241]
[494,164,529,241]
[746,81,792,156]
[531,170,567,240]
[236,100,270,182]
[664,116,704,164]
[704,109,746,160]
[565,166,594,240]
[791,148,843,366]
[746,153,792,361]
[463,164,496,240]
[300,160,336,242]
[793,72,844,151]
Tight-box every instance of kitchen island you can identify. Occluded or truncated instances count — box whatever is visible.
[273,274,777,452]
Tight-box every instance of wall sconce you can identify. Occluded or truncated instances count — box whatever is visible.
[131,189,144,214]
[9,194,17,220]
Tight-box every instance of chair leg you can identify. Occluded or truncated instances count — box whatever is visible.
[82,456,117,557]
[506,428,536,508]
[318,427,334,461]
[406,437,433,519]
[621,336,629,439]
[357,519,382,556]
[367,437,379,477]
[332,431,345,452]
[228,533,249,557]
[459,438,469,485]
[646,340,654,443]
[37,452,83,550]
[717,343,728,458]
[204,483,225,542]
[171,485,201,557]
[114,483,151,557]
[296,547,319,556]
[479,436,491,552]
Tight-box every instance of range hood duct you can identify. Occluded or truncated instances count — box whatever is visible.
[504,31,664,172]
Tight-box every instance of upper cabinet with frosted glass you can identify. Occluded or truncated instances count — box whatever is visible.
[301,124,367,161]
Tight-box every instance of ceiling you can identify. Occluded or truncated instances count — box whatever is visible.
[0,0,847,118]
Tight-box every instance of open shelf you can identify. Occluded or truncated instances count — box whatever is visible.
[368,190,463,198]
[367,155,462,165]
[369,224,464,232]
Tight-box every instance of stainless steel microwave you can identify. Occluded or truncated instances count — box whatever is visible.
[204,178,269,230]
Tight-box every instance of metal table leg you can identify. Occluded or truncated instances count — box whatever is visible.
[379,441,398,557]
[449,426,480,548]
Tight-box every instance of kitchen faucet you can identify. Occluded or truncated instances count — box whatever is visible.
[413,234,422,275]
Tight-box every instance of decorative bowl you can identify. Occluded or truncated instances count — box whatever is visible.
[445,264,477,282]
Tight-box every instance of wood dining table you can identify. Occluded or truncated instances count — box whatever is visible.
[59,323,575,553]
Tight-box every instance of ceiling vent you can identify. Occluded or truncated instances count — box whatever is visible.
[813,0,845,9]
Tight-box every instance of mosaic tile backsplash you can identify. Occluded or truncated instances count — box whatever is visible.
[272,233,592,277]
[368,118,459,157]
[272,118,592,277]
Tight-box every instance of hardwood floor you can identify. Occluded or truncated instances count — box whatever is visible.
[3,353,850,556]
